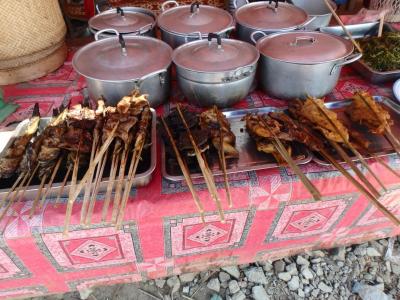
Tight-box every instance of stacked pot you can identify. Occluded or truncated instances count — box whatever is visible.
[73,0,361,108]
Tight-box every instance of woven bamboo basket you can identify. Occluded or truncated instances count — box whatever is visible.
[0,0,67,85]
[370,0,400,22]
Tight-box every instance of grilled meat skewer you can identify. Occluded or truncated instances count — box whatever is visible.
[0,104,40,178]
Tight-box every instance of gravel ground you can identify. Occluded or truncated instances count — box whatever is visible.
[31,237,400,300]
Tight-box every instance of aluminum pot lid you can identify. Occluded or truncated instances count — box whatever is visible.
[72,36,172,81]
[173,34,259,72]
[157,3,234,34]
[89,8,154,34]
[256,31,353,64]
[235,1,308,30]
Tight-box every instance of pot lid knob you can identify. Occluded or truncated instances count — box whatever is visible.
[267,0,278,13]
[208,32,222,49]
[190,1,200,14]
[116,6,125,17]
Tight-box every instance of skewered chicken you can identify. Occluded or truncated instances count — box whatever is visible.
[289,98,349,143]
[199,106,239,159]
[347,91,393,135]
[244,113,293,164]
[0,104,40,178]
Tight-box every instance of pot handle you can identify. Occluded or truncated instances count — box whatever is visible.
[138,23,154,34]
[184,31,203,43]
[216,26,235,36]
[208,33,222,49]
[296,16,317,30]
[250,31,266,44]
[330,53,362,75]
[94,28,120,40]
[161,0,179,12]
[134,69,168,88]
[233,0,249,9]
[95,0,112,13]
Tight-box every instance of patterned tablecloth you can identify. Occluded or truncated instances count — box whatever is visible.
[0,48,400,299]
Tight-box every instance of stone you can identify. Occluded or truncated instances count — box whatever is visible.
[354,245,367,256]
[332,247,346,261]
[263,262,273,272]
[252,286,269,300]
[391,263,400,275]
[222,266,241,279]
[367,247,382,257]
[296,256,310,266]
[312,250,325,258]
[167,276,179,288]
[337,261,344,268]
[219,272,231,283]
[210,295,223,300]
[273,260,286,274]
[301,267,314,280]
[229,280,240,294]
[311,258,322,264]
[364,274,374,281]
[180,272,197,283]
[231,291,246,300]
[238,281,247,288]
[298,289,305,298]
[318,282,333,293]
[207,278,220,292]
[288,276,300,291]
[278,272,291,282]
[370,240,385,255]
[245,267,267,285]
[311,289,320,297]
[286,263,298,275]
[155,279,166,289]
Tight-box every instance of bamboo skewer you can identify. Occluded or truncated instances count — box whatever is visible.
[0,173,24,209]
[0,168,35,224]
[328,140,381,198]
[161,117,205,223]
[29,174,48,218]
[261,118,322,201]
[115,107,152,229]
[102,144,120,222]
[63,122,119,235]
[85,150,108,225]
[40,156,63,208]
[54,164,72,207]
[115,138,145,229]
[215,108,233,208]
[80,135,99,224]
[176,104,225,222]
[319,148,400,225]
[111,148,129,224]
[323,0,363,53]
[378,14,385,38]
[309,98,387,193]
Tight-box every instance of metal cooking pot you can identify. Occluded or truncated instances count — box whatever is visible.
[234,0,316,43]
[89,6,156,39]
[252,31,362,99]
[173,33,259,108]
[158,1,235,49]
[289,0,337,30]
[72,29,172,107]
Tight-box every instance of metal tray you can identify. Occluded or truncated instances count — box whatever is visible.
[162,107,313,181]
[319,22,380,39]
[313,96,400,166]
[0,109,157,199]
[321,22,400,83]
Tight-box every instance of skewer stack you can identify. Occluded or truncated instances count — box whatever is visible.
[160,105,239,222]
[0,92,152,234]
